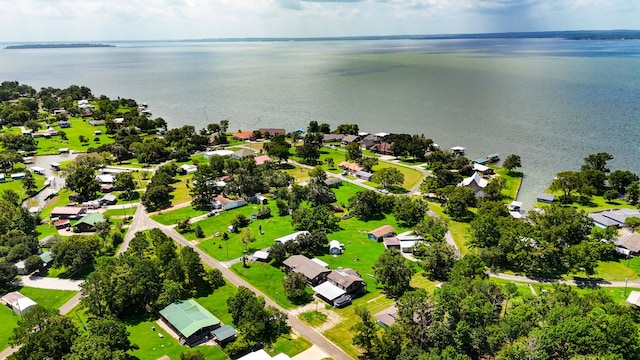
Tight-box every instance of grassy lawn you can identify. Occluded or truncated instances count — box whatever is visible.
[31,118,113,154]
[39,188,73,219]
[299,311,328,327]
[230,262,307,310]
[282,164,311,183]
[269,334,311,357]
[170,174,194,206]
[564,259,639,282]
[0,173,45,199]
[428,202,471,255]
[323,291,394,359]
[494,169,523,201]
[333,182,363,208]
[627,257,640,275]
[17,287,77,309]
[537,189,637,213]
[127,317,228,360]
[410,271,439,293]
[152,206,209,226]
[195,203,296,261]
[103,206,138,218]
[36,223,60,238]
[371,161,423,190]
[0,305,19,351]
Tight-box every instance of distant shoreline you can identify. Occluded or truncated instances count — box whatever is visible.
[5,43,115,50]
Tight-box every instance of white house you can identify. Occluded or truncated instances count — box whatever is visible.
[274,231,310,244]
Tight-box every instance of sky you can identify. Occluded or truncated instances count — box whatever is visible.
[0,0,638,42]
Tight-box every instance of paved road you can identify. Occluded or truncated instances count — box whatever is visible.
[13,276,82,291]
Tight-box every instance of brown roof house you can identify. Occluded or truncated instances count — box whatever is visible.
[368,225,396,242]
[614,233,640,255]
[282,254,331,287]
[50,206,86,220]
[259,128,285,137]
[232,149,256,160]
[371,142,393,155]
[339,161,363,174]
[327,268,366,298]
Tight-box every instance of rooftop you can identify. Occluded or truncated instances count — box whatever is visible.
[75,212,107,227]
[283,254,330,280]
[159,299,220,338]
[369,225,395,238]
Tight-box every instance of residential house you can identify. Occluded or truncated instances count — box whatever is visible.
[57,121,71,128]
[252,250,271,262]
[232,149,256,160]
[88,119,105,126]
[53,219,71,229]
[249,193,268,205]
[367,225,396,242]
[96,174,115,184]
[212,195,247,211]
[14,251,53,275]
[1,292,37,316]
[383,237,401,251]
[282,254,331,286]
[159,299,221,346]
[473,163,494,175]
[232,131,253,141]
[204,150,234,159]
[51,206,86,220]
[74,212,107,232]
[339,161,362,174]
[238,350,291,360]
[355,171,373,181]
[460,172,488,195]
[341,135,359,145]
[323,134,344,143]
[614,233,640,255]
[100,194,117,205]
[590,208,640,228]
[274,231,310,244]
[179,164,198,174]
[254,155,272,166]
[361,134,381,149]
[371,142,393,155]
[374,305,399,327]
[327,268,366,297]
[258,128,285,137]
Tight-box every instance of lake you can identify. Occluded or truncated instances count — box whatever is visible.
[1,38,639,205]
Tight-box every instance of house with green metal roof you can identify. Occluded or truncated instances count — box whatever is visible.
[159,299,220,346]
[73,212,107,232]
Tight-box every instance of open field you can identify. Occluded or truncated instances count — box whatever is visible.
[152,206,209,225]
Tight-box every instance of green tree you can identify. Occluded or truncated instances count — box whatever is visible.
[20,170,37,195]
[419,242,457,281]
[9,306,78,360]
[443,186,476,221]
[373,249,415,299]
[65,166,100,200]
[296,143,320,164]
[345,142,362,162]
[348,190,386,220]
[394,196,429,227]
[67,317,138,360]
[291,205,339,232]
[626,181,640,205]
[0,261,18,288]
[502,154,522,173]
[283,271,308,301]
[195,223,204,238]
[23,255,43,274]
[141,185,171,211]
[413,216,448,243]
[114,172,135,200]
[582,152,613,173]
[448,254,487,281]
[180,350,205,360]
[550,170,581,203]
[372,167,405,190]
[351,306,379,359]
[180,246,205,289]
[52,235,101,273]
[358,156,378,172]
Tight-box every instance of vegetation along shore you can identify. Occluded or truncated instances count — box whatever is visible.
[0,80,639,360]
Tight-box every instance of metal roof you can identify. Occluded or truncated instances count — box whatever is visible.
[312,281,346,301]
[159,299,220,338]
[211,324,236,342]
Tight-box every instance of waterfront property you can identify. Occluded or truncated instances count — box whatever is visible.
[159,299,221,346]
[460,172,488,196]
[232,131,253,141]
[589,208,640,228]
[258,128,285,137]
[536,193,555,204]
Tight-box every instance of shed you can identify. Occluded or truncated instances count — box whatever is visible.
[274,231,310,244]
[1,292,37,316]
[614,233,640,254]
[204,150,234,159]
[355,171,373,181]
[324,178,342,188]
[252,250,271,262]
[328,240,343,255]
[368,225,395,242]
[383,237,401,250]
[159,299,221,346]
[374,305,398,327]
[53,219,71,229]
[211,324,236,344]
[96,174,115,184]
[626,291,640,308]
[180,164,198,174]
[537,193,555,204]
[0,174,5,182]
[100,193,117,205]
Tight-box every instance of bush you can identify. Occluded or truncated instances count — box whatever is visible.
[195,223,204,238]
[257,205,271,219]
[231,214,250,229]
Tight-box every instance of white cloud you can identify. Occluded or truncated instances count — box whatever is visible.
[0,0,637,41]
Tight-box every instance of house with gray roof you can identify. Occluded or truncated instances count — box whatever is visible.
[282,254,331,286]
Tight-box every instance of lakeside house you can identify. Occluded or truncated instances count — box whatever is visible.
[459,172,488,196]
[159,299,221,346]
[371,142,393,155]
[258,128,285,137]
[323,134,344,143]
[341,135,359,145]
[361,134,381,149]
[589,208,640,228]
[232,131,253,141]
[368,225,396,242]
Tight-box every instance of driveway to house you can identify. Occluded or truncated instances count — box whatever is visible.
[13,275,82,291]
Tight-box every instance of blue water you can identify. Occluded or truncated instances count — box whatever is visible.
[1,38,639,205]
